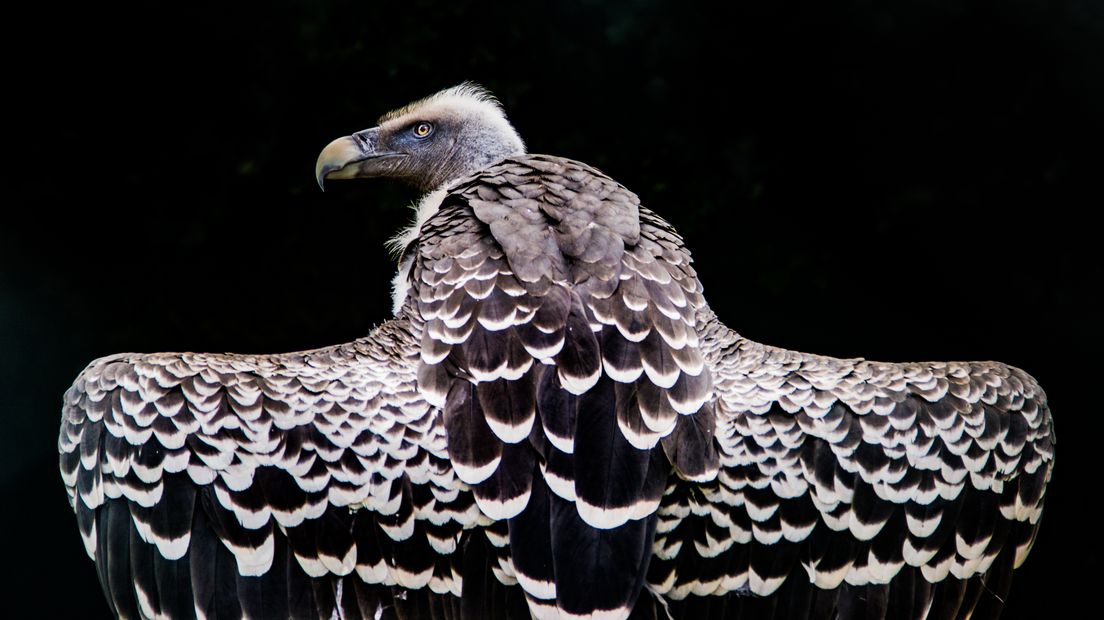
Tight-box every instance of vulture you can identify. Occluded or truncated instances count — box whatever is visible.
[59,84,1055,620]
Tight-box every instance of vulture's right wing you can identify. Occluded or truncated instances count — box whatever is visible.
[648,311,1056,619]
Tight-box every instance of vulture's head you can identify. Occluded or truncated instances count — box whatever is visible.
[315,83,525,193]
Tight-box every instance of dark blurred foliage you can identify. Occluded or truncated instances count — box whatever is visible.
[1,0,1099,615]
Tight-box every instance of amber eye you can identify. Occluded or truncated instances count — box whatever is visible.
[412,122,433,138]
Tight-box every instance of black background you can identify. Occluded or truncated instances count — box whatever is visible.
[2,0,1099,616]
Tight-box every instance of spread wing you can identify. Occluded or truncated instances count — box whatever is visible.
[645,311,1055,619]
[57,315,492,620]
[60,152,1055,620]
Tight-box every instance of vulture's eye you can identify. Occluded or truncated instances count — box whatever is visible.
[412,122,434,139]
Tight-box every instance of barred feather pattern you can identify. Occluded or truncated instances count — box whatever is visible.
[643,309,1055,620]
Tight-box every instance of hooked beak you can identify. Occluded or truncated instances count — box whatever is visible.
[314,128,405,190]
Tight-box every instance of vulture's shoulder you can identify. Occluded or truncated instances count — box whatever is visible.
[419,153,694,290]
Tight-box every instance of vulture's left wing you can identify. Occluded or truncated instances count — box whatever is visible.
[57,315,488,619]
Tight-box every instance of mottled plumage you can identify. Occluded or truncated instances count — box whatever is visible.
[60,85,1054,620]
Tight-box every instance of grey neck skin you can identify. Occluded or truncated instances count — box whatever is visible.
[414,123,523,192]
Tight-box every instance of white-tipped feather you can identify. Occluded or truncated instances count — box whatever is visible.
[451,455,502,485]
[474,488,532,520]
[226,532,275,577]
[484,411,535,444]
